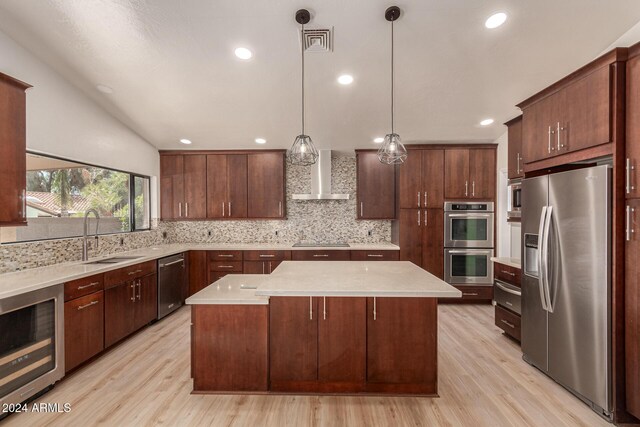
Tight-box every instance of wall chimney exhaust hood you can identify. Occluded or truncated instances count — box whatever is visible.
[292,150,350,200]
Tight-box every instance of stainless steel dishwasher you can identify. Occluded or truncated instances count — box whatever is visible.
[157,253,186,319]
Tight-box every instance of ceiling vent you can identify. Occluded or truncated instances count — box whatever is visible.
[300,27,333,52]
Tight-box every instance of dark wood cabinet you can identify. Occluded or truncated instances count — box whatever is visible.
[400,149,444,209]
[64,290,104,372]
[0,73,30,226]
[248,152,285,218]
[291,250,351,261]
[444,149,469,199]
[188,251,208,297]
[350,250,399,261]
[445,148,495,200]
[626,198,640,419]
[243,250,290,274]
[627,49,640,200]
[506,116,524,179]
[366,297,437,394]
[64,274,104,301]
[104,281,136,347]
[133,273,157,330]
[398,209,443,279]
[160,155,207,220]
[207,154,248,219]
[356,150,396,219]
[495,305,521,342]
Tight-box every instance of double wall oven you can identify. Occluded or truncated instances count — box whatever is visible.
[444,202,495,285]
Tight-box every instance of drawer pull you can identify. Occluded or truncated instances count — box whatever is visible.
[218,265,235,268]
[313,254,329,258]
[217,254,234,258]
[495,280,521,296]
[500,270,516,277]
[259,254,275,258]
[77,300,99,311]
[127,269,143,276]
[77,281,100,290]
[367,254,384,258]
[463,292,479,296]
[501,319,515,329]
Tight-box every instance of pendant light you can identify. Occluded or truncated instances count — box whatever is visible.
[378,6,408,165]
[287,9,319,166]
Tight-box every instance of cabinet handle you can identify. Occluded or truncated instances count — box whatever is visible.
[137,281,141,300]
[418,210,421,226]
[218,254,234,258]
[312,254,329,258]
[472,181,475,197]
[218,265,235,268]
[127,269,143,276]
[501,319,515,329]
[259,254,275,258]
[178,202,182,218]
[548,126,552,153]
[367,254,384,258]
[424,210,427,226]
[465,181,468,197]
[424,192,427,208]
[77,300,99,311]
[20,189,26,218]
[279,201,283,217]
[627,158,635,194]
[309,296,313,320]
[627,205,634,242]
[130,284,135,302]
[417,192,420,207]
[556,122,563,150]
[77,281,100,290]
[222,202,225,217]
[228,202,231,217]
[269,261,272,274]
[360,202,364,217]
[262,262,265,274]
[500,270,516,277]
[185,202,189,218]
[463,292,479,296]
[373,297,377,320]
[323,296,326,320]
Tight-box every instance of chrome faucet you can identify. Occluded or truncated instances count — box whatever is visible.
[82,209,100,261]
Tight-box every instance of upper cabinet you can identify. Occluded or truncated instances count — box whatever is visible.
[160,150,286,221]
[444,148,496,200]
[505,116,524,180]
[160,154,206,220]
[398,149,444,209]
[627,44,640,199]
[0,73,31,226]
[356,150,396,219]
[518,48,626,171]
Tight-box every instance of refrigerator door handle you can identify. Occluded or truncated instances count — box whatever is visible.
[537,206,549,312]
[542,205,554,313]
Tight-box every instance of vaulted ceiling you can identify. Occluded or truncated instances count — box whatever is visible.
[1,0,639,152]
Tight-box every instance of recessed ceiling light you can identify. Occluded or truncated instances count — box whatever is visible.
[180,139,192,145]
[255,138,266,144]
[96,84,114,94]
[337,74,354,85]
[374,137,385,143]
[485,12,507,29]
[480,118,495,126]
[234,47,253,60]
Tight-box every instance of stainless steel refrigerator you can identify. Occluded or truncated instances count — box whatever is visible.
[521,165,611,420]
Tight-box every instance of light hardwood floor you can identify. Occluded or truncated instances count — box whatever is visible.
[5,304,609,427]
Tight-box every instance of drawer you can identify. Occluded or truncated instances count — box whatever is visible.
[495,305,521,342]
[244,250,291,261]
[208,251,243,261]
[64,274,104,301]
[291,250,351,261]
[210,261,243,272]
[104,261,156,288]
[494,280,522,315]
[494,262,521,287]
[350,250,399,261]
[457,285,493,301]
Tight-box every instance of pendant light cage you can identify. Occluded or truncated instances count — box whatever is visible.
[378,6,407,165]
[288,9,319,166]
[377,133,407,165]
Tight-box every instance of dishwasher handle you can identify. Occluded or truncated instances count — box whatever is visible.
[159,258,185,268]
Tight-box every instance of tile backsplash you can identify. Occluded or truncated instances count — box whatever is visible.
[0,155,392,273]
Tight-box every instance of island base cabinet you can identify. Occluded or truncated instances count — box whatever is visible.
[192,305,268,392]
[366,297,437,395]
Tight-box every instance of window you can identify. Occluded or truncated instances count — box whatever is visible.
[0,153,151,243]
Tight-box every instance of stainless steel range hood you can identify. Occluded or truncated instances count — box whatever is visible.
[292,150,350,200]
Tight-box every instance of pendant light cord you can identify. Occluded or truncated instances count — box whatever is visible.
[391,18,394,134]
[301,22,305,136]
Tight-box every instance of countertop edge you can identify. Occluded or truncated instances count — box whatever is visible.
[490,257,522,269]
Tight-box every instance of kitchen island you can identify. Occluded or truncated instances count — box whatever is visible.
[186,261,461,395]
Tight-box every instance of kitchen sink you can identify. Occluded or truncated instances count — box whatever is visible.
[85,256,144,264]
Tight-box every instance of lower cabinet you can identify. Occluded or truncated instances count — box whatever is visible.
[269,296,436,394]
[104,273,157,348]
[188,251,208,297]
[243,260,283,274]
[64,291,104,372]
[399,208,444,279]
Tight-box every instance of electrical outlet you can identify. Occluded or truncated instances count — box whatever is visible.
[367,230,373,237]
[275,230,279,237]
[208,230,212,237]
[162,231,167,239]
[119,237,125,246]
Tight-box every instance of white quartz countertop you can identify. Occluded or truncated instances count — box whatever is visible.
[255,261,462,298]
[490,257,522,269]
[186,275,269,305]
[0,242,399,300]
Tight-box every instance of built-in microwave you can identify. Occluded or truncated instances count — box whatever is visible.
[507,180,522,221]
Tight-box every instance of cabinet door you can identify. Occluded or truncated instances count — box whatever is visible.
[104,282,136,347]
[399,209,423,268]
[422,209,444,279]
[247,152,285,218]
[134,273,157,330]
[422,150,444,208]
[318,297,366,383]
[227,154,248,218]
[269,297,318,382]
[628,55,640,199]
[507,117,524,179]
[444,149,470,199]
[398,150,422,209]
[183,155,207,219]
[522,101,550,164]
[160,155,184,220]
[206,155,228,219]
[243,261,266,274]
[469,149,496,199]
[356,151,396,219]
[366,297,437,387]
[0,76,28,225]
[188,251,208,297]
[626,199,640,418]
[64,291,104,372]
